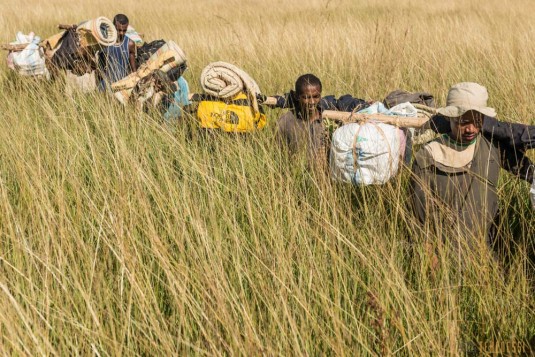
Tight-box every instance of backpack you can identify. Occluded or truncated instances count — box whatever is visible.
[196,92,267,132]
[135,39,166,67]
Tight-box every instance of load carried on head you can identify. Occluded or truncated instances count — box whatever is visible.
[194,61,266,132]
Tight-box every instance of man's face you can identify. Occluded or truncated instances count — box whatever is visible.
[115,22,128,41]
[298,84,321,119]
[449,110,482,143]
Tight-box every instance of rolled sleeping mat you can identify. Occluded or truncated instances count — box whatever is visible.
[77,17,117,47]
[200,61,262,114]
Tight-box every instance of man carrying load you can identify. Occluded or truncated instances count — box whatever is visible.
[98,14,137,91]
[410,82,534,252]
[275,73,369,167]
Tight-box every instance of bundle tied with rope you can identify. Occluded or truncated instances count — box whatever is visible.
[196,61,266,132]
[3,32,49,78]
[330,121,406,185]
[111,41,187,109]
[329,102,437,185]
[44,17,117,74]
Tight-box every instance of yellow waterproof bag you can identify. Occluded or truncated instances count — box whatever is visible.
[196,92,267,132]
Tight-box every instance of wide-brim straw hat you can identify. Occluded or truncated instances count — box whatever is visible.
[437,82,496,118]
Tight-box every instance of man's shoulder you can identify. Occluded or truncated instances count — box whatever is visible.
[476,134,502,161]
[419,135,445,148]
[415,136,446,159]
[414,135,454,169]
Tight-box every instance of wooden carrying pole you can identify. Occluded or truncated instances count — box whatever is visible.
[1,25,75,51]
[321,110,430,128]
[58,24,77,30]
[187,94,431,128]
[261,96,430,128]
[0,43,28,51]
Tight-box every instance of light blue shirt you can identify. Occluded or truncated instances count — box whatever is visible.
[164,76,190,120]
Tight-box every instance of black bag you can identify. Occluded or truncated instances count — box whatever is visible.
[166,63,187,82]
[135,40,166,67]
[383,89,435,109]
[50,28,81,71]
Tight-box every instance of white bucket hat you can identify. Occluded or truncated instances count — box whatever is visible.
[437,82,496,118]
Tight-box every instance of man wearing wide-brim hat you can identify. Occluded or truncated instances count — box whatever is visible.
[410,82,534,252]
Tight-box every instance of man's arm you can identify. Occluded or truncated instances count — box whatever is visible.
[269,93,291,108]
[128,40,137,72]
[335,94,370,112]
[430,114,535,149]
[498,144,534,183]
[481,116,535,149]
[266,93,370,112]
[430,114,534,182]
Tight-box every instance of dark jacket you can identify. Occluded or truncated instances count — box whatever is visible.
[383,89,435,109]
[272,91,370,113]
[50,28,94,74]
[429,115,534,182]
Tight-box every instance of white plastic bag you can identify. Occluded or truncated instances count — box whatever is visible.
[387,102,419,117]
[330,122,406,185]
[8,31,49,77]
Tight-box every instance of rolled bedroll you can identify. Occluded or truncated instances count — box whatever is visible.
[185,62,267,132]
[76,17,117,48]
[200,61,262,115]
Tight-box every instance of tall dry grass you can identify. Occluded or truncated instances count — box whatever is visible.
[0,0,534,355]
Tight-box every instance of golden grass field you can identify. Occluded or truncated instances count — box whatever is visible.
[0,0,534,355]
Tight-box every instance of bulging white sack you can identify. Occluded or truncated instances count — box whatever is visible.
[330,122,406,185]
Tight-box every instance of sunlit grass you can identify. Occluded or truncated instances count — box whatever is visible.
[0,0,534,355]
